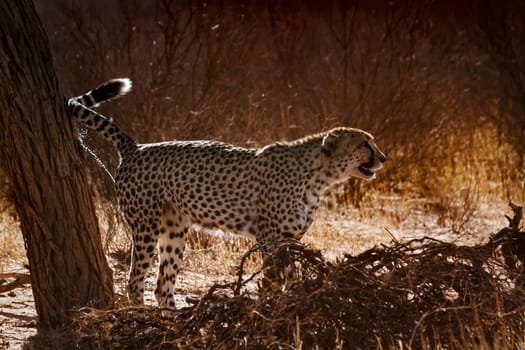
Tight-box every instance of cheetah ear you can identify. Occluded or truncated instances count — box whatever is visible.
[321,133,339,157]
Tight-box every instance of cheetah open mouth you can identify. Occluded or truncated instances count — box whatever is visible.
[358,165,375,177]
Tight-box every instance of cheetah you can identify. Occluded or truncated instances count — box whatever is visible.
[68,78,386,309]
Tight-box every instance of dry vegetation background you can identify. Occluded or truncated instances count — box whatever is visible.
[40,0,524,204]
[1,0,525,348]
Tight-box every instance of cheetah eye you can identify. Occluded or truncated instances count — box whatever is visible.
[361,141,374,154]
[360,141,369,148]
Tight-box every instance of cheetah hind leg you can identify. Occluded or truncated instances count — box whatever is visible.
[126,214,161,305]
[154,202,188,310]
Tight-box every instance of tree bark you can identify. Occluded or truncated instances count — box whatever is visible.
[0,1,114,329]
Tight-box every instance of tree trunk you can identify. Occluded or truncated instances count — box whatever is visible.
[0,1,114,329]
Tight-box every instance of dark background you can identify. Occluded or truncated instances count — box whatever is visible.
[33,0,525,205]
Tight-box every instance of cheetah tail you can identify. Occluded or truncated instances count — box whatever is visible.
[68,98,136,156]
[70,78,132,108]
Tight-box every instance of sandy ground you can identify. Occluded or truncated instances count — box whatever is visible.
[0,194,510,349]
[0,262,36,350]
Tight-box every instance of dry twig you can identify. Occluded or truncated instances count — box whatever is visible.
[71,203,525,349]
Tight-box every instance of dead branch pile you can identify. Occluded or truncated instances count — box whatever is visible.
[72,204,525,349]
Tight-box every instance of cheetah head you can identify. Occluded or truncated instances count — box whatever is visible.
[321,127,386,181]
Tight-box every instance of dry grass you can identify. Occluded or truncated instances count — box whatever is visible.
[68,204,525,349]
[0,178,26,271]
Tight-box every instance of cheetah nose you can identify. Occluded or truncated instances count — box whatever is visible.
[379,154,386,163]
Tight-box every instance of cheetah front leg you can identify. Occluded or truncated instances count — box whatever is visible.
[258,236,302,289]
[155,202,188,309]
